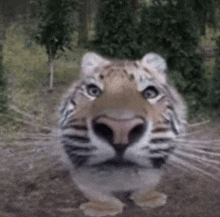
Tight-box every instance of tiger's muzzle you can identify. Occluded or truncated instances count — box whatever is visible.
[92,116,146,156]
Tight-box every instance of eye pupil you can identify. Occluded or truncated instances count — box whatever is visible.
[143,86,159,99]
[87,84,102,97]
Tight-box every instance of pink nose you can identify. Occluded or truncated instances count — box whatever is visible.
[92,116,146,152]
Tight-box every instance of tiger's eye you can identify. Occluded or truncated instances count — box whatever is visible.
[87,84,102,97]
[142,86,159,99]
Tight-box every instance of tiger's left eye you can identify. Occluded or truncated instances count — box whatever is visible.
[87,84,102,97]
[142,86,159,99]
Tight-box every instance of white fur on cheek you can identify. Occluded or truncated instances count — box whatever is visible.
[86,120,115,165]
[124,121,153,167]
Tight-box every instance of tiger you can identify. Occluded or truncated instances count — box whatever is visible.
[59,52,187,216]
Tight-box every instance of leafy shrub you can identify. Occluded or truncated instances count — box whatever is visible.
[31,0,79,90]
[138,1,207,112]
[92,0,140,59]
[92,0,208,117]
[34,0,78,59]
[208,36,220,107]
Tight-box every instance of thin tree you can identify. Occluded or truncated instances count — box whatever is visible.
[78,0,88,47]
[33,0,78,91]
[0,19,7,112]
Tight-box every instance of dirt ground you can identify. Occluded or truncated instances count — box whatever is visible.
[0,124,220,217]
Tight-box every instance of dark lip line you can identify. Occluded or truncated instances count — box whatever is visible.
[90,158,148,169]
[93,115,146,123]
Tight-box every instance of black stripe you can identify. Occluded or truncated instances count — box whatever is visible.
[68,154,89,167]
[72,125,88,130]
[60,101,70,115]
[123,69,128,75]
[150,147,174,154]
[70,98,76,106]
[151,128,169,133]
[150,138,171,144]
[64,144,91,167]
[163,118,170,125]
[65,110,74,117]
[157,95,166,103]
[61,119,80,128]
[64,144,94,152]
[150,157,166,169]
[133,62,138,68]
[63,135,90,143]
[67,118,81,124]
[167,104,174,110]
[170,118,179,135]
[143,67,150,73]
[61,125,88,130]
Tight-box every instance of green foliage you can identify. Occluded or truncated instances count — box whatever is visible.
[92,0,210,117]
[0,41,7,112]
[188,0,220,35]
[138,0,207,113]
[3,25,83,92]
[92,0,140,59]
[33,0,78,59]
[208,36,220,107]
[1,25,87,137]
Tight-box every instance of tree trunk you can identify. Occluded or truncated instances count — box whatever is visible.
[0,4,7,111]
[78,0,88,47]
[0,1,6,39]
[48,55,55,92]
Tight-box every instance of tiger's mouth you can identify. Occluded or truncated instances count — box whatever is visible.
[93,158,139,168]
[91,154,166,169]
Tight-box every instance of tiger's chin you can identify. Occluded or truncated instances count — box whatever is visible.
[91,158,143,169]
[85,155,167,171]
[72,158,164,217]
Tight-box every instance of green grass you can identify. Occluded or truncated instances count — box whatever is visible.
[0,24,88,141]
[200,27,220,47]
[0,23,220,142]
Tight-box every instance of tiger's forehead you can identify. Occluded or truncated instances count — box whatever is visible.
[98,60,154,82]
[91,60,166,94]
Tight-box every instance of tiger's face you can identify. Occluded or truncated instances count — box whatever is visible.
[59,52,187,170]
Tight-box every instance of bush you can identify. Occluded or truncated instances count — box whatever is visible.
[92,0,140,59]
[138,1,207,112]
[34,0,78,58]
[33,0,78,90]
[92,0,208,116]
[208,36,220,107]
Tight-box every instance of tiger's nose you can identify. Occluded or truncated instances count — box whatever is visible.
[92,116,146,152]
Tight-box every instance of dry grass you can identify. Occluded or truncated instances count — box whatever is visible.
[1,24,87,141]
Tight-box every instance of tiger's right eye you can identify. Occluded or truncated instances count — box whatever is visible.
[86,84,102,97]
[142,85,159,99]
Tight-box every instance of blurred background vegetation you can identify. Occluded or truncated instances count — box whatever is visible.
[0,0,220,140]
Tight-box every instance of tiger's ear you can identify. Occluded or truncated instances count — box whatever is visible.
[141,53,167,74]
[80,52,109,75]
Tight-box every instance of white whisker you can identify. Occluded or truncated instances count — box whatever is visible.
[178,129,208,137]
[177,146,220,157]
[175,139,220,144]
[173,142,220,150]
[165,161,190,173]
[188,120,210,127]
[169,155,220,181]
[174,149,220,166]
